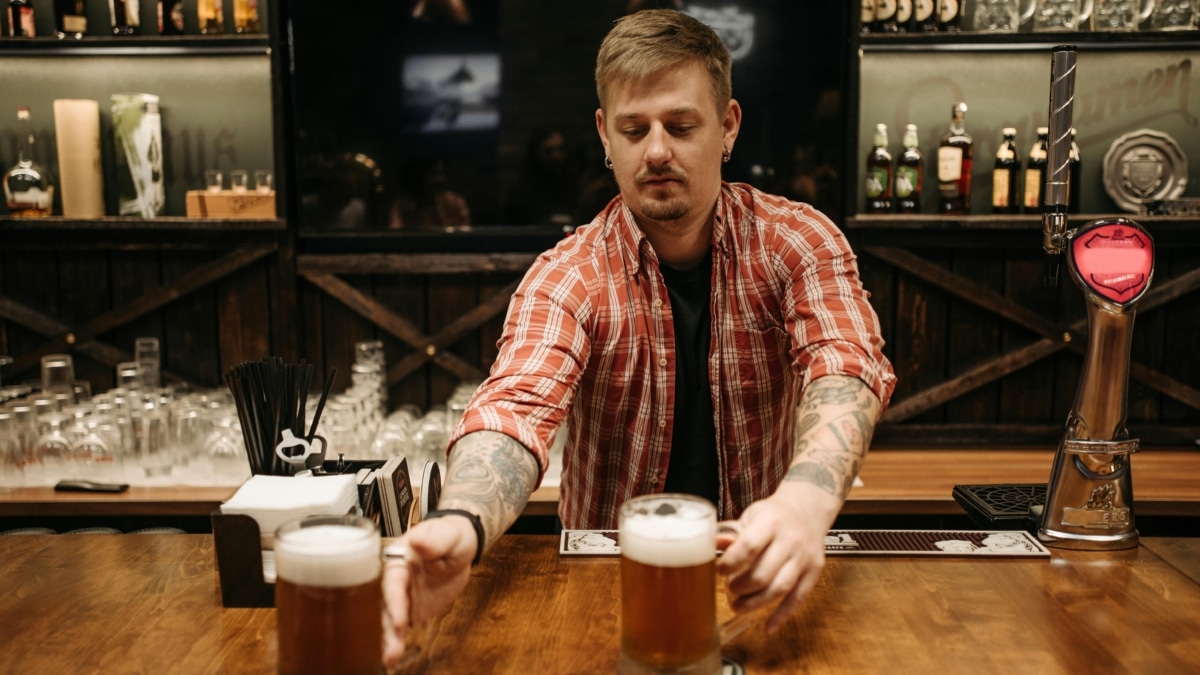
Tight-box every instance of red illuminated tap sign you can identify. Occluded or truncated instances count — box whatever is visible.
[1070,220,1154,306]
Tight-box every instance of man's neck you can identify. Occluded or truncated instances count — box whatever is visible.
[638,208,716,270]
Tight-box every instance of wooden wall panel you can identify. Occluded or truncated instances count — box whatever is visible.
[892,250,949,424]
[1000,255,1058,424]
[162,252,221,387]
[372,274,427,411]
[1,249,59,389]
[945,250,1003,423]
[108,250,162,391]
[1161,249,1200,424]
[216,261,272,376]
[56,251,112,390]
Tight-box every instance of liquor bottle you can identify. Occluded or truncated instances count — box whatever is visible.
[198,0,223,34]
[109,0,139,35]
[864,123,893,213]
[992,128,1020,214]
[937,102,972,214]
[895,123,923,213]
[1068,128,1081,214]
[914,0,938,31]
[896,0,913,31]
[54,0,87,38]
[161,0,185,35]
[6,0,36,36]
[233,0,258,33]
[874,0,899,32]
[1023,127,1048,213]
[937,0,963,31]
[4,107,55,218]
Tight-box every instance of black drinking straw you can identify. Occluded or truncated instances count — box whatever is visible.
[307,367,337,443]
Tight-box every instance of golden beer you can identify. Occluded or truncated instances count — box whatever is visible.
[618,494,721,675]
[275,516,382,675]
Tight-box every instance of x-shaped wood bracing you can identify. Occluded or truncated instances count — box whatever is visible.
[866,246,1200,423]
[0,244,276,385]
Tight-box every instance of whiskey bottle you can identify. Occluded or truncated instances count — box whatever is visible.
[198,0,223,34]
[4,107,55,218]
[109,0,139,35]
[864,123,893,213]
[937,102,973,214]
[1023,127,1048,213]
[233,0,258,33]
[6,0,36,36]
[914,0,938,31]
[874,0,899,32]
[54,0,87,38]
[992,128,1020,214]
[937,0,963,31]
[895,123,923,213]
[896,0,913,31]
[1068,128,1081,214]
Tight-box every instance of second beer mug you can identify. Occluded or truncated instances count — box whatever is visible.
[972,0,1034,32]
[1092,0,1153,29]
[1033,0,1094,30]
[1150,0,1198,29]
[619,494,720,675]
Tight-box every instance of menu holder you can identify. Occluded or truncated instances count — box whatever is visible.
[211,512,275,608]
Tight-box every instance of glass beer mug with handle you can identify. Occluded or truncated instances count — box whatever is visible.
[972,0,1036,32]
[1150,0,1198,30]
[1033,0,1095,29]
[1092,0,1154,29]
[618,494,757,675]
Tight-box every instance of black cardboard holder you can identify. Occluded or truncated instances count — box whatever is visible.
[211,511,276,608]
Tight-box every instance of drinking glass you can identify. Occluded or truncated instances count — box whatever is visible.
[1151,0,1197,28]
[972,0,1033,31]
[1033,0,1094,29]
[40,354,76,400]
[1092,0,1154,28]
[230,169,249,194]
[116,361,142,390]
[205,169,223,193]
[275,515,383,675]
[134,337,160,390]
[254,170,273,194]
[618,494,721,675]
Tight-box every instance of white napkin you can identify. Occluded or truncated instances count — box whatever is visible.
[220,474,360,545]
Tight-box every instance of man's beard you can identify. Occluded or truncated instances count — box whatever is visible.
[636,167,690,226]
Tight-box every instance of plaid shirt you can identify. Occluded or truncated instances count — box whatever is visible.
[450,182,896,529]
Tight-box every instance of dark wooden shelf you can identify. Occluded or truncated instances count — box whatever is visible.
[0,34,269,56]
[0,216,285,232]
[860,30,1200,51]
[844,214,1197,247]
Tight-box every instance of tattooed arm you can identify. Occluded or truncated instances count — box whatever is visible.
[715,375,882,634]
[383,431,538,667]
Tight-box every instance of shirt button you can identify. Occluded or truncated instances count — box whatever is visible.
[658,358,667,367]
[658,419,667,428]
[653,299,662,307]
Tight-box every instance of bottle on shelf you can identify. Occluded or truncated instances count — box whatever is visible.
[233,0,258,33]
[54,0,87,39]
[6,0,36,37]
[914,0,938,31]
[937,101,973,215]
[198,0,223,34]
[160,0,185,35]
[874,0,899,32]
[4,107,55,218]
[861,0,876,34]
[109,0,139,35]
[992,128,1021,215]
[937,0,963,31]
[895,0,913,31]
[1068,128,1081,214]
[895,123,923,213]
[1023,127,1048,213]
[865,123,893,214]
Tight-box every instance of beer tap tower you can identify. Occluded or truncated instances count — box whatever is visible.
[1037,46,1155,550]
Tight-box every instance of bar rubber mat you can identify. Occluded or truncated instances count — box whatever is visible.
[560,529,1050,558]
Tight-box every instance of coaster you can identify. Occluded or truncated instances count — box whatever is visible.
[560,529,619,556]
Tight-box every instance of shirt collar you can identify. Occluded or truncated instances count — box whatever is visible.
[609,181,738,275]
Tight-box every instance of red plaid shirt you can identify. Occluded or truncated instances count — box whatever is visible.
[450,182,896,529]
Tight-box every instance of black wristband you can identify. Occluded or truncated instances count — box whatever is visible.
[424,509,485,567]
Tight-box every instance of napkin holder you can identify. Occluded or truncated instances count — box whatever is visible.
[211,512,276,608]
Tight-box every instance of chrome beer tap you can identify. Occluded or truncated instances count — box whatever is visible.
[1038,46,1155,550]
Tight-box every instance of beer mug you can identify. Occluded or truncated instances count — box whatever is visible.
[1150,0,1198,29]
[618,494,724,675]
[971,0,1035,32]
[275,515,383,675]
[1033,0,1094,29]
[1092,0,1153,29]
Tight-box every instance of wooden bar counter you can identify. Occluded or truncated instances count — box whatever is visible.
[2,533,1199,674]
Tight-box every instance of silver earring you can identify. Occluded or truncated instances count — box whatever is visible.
[604,156,614,170]
[721,147,731,163]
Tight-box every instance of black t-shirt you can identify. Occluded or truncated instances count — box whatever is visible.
[659,251,719,507]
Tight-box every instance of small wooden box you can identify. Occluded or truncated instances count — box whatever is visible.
[185,190,276,218]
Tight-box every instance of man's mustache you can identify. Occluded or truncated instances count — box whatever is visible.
[636,167,686,183]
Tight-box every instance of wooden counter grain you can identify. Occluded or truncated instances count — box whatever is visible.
[2,534,1198,674]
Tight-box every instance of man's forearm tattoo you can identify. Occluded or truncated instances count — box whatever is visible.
[441,431,538,548]
[785,377,879,499]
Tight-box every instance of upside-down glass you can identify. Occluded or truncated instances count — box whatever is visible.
[619,494,721,675]
[1033,0,1094,29]
[972,0,1033,31]
[1092,0,1153,28]
[275,515,383,675]
[1151,0,1197,29]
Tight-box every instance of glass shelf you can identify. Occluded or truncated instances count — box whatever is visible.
[0,34,269,56]
[860,30,1200,52]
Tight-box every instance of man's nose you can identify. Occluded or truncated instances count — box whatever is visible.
[644,125,672,166]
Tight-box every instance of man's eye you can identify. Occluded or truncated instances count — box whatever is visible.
[622,128,646,138]
[672,126,694,134]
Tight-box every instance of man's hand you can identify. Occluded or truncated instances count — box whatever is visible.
[382,515,476,668]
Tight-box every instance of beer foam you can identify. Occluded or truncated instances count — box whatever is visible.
[275,524,381,587]
[620,510,715,568]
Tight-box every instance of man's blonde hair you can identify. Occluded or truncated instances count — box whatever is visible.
[595,9,732,115]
